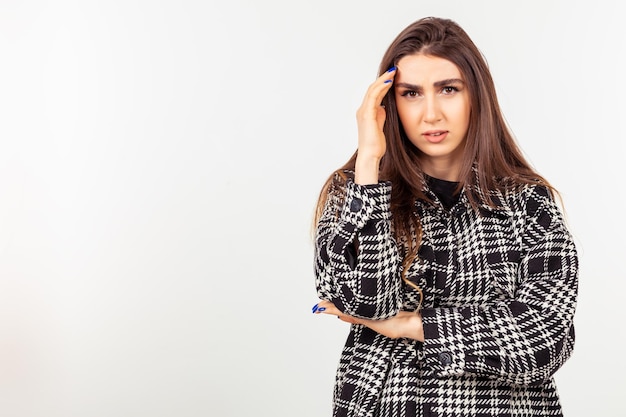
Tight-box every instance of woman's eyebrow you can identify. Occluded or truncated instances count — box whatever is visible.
[395,79,464,89]
[394,82,421,89]
[433,78,464,87]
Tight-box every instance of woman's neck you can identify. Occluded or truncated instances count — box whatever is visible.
[417,147,464,181]
[420,159,462,182]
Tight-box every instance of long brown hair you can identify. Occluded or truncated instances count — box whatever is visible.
[314,17,552,296]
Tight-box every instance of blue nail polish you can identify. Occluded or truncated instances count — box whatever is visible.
[318,307,326,312]
[387,66,397,73]
[312,304,319,313]
[384,80,392,84]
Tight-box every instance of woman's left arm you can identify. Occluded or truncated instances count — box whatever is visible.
[420,185,578,386]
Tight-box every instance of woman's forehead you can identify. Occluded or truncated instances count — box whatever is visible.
[395,54,463,84]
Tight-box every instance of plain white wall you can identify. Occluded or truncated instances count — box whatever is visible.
[0,0,623,416]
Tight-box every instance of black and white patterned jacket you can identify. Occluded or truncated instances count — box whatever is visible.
[314,173,578,417]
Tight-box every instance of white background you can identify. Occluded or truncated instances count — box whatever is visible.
[0,0,624,416]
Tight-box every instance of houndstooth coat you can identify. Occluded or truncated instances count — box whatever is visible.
[314,173,578,417]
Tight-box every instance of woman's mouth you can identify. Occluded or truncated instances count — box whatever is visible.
[423,130,448,143]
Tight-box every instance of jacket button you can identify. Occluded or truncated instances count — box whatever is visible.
[350,198,363,212]
[438,351,452,366]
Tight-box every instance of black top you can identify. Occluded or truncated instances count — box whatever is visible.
[426,175,461,210]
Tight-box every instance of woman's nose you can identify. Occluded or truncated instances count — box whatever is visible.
[423,95,442,124]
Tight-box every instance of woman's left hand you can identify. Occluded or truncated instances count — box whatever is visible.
[313,300,424,342]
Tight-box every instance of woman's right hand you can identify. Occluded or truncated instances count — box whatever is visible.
[354,67,396,185]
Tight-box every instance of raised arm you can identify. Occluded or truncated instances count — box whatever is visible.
[314,67,403,319]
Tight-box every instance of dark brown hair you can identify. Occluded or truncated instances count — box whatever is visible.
[314,17,552,290]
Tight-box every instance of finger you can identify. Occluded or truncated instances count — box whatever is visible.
[360,66,396,113]
[377,65,397,85]
[314,300,342,316]
[313,301,361,325]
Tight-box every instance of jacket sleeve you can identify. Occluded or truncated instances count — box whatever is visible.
[420,185,578,386]
[314,175,402,319]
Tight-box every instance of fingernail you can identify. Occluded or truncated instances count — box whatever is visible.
[387,66,397,73]
[384,80,392,84]
[312,304,319,313]
[318,307,326,312]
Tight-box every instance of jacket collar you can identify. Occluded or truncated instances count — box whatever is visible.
[419,168,514,217]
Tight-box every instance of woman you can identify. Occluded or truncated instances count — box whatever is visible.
[311,17,578,417]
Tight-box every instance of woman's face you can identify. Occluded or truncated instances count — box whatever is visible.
[394,54,471,180]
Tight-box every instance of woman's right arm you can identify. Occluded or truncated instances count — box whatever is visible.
[354,66,396,185]
[314,67,400,319]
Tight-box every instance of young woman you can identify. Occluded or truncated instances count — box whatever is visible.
[311,17,578,417]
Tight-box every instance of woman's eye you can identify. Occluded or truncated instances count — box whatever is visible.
[442,86,459,94]
[401,90,418,98]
